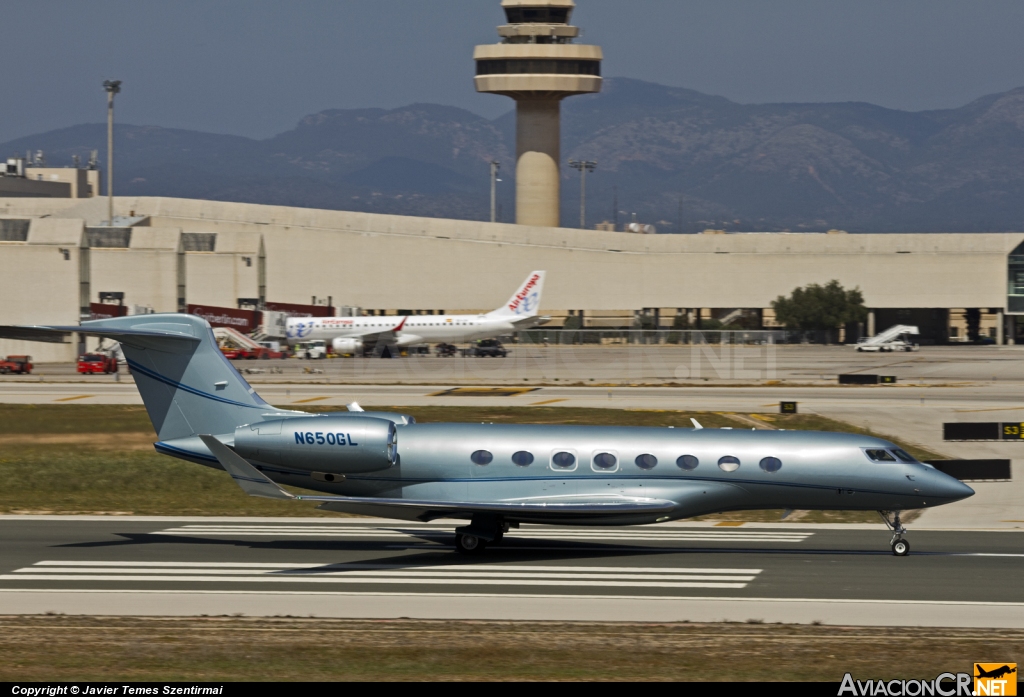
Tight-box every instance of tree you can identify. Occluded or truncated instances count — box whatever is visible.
[771,280,868,332]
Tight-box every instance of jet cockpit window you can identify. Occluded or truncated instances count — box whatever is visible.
[718,456,741,472]
[865,449,897,463]
[471,450,494,466]
[676,455,699,471]
[512,451,534,467]
[890,449,917,463]
[551,451,577,469]
[635,454,658,470]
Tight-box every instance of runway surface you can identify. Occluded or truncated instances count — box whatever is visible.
[1,517,1021,627]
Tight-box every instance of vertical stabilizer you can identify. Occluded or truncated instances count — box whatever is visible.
[488,270,545,318]
[2,314,278,440]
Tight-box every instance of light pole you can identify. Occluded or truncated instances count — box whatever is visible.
[489,160,501,223]
[103,80,122,226]
[568,160,597,229]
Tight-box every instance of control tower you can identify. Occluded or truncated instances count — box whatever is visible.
[474,1,602,227]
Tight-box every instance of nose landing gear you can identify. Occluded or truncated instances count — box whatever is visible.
[879,510,910,556]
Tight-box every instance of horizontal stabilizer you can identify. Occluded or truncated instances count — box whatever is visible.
[0,323,200,346]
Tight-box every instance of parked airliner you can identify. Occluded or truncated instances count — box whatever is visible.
[286,271,546,355]
[2,313,973,556]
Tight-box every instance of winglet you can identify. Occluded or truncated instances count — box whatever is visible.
[394,316,408,332]
[690,418,704,430]
[198,435,295,500]
[346,402,364,412]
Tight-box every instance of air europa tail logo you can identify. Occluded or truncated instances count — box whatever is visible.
[509,274,541,314]
[975,664,1017,696]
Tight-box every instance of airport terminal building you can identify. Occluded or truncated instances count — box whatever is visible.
[2,195,1023,361]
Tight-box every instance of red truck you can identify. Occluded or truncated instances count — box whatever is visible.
[77,353,118,374]
[0,355,33,374]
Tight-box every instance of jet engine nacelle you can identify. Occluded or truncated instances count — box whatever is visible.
[332,337,364,355]
[233,416,397,474]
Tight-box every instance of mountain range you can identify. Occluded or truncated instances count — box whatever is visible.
[4,77,1024,232]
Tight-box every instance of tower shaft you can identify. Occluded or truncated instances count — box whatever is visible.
[516,98,561,227]
[474,1,602,228]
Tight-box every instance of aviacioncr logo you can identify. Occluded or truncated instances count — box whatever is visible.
[515,291,539,315]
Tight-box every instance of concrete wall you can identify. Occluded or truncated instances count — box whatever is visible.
[24,168,96,198]
[89,228,181,313]
[0,218,84,361]
[184,230,261,308]
[0,177,70,198]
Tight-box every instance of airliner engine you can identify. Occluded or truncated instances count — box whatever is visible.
[233,416,397,474]
[332,338,364,355]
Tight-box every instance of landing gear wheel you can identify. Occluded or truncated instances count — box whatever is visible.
[892,538,910,556]
[455,533,487,556]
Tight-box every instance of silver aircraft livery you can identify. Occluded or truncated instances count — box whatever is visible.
[1,314,973,555]
[286,270,547,355]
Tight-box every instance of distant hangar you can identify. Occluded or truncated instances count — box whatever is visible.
[1,195,1021,361]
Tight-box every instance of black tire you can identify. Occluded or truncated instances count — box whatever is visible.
[892,538,910,556]
[455,533,487,556]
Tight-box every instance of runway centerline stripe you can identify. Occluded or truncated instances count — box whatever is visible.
[13,569,757,582]
[0,575,751,589]
[30,561,762,573]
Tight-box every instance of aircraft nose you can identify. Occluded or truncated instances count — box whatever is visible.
[928,471,974,501]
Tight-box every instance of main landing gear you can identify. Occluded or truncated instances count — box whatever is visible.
[454,515,513,556]
[879,510,910,556]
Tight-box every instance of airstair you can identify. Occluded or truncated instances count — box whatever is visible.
[213,327,263,351]
[855,324,919,351]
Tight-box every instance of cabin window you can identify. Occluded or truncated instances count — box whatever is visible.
[470,450,493,466]
[759,457,782,473]
[592,452,617,470]
[718,456,741,472]
[635,454,658,470]
[890,449,917,463]
[551,451,576,469]
[512,451,534,467]
[677,455,699,470]
[865,449,897,463]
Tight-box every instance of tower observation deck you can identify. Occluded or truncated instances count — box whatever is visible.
[474,0,602,227]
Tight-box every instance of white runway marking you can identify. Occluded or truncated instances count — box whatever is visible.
[154,524,813,544]
[2,561,763,590]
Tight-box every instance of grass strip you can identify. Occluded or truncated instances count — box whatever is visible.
[0,616,1017,682]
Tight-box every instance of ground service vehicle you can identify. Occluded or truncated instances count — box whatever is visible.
[435,343,458,358]
[0,355,32,374]
[77,353,118,374]
[1,314,974,557]
[463,339,509,358]
[295,340,327,359]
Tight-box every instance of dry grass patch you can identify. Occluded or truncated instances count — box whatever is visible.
[0,616,1015,682]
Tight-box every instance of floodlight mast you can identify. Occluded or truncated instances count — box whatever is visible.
[490,161,501,223]
[103,80,122,226]
[568,159,596,229]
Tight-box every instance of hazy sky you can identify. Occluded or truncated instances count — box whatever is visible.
[3,0,1024,143]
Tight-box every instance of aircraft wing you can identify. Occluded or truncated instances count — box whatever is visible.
[336,316,410,346]
[200,435,678,522]
[310,495,678,522]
